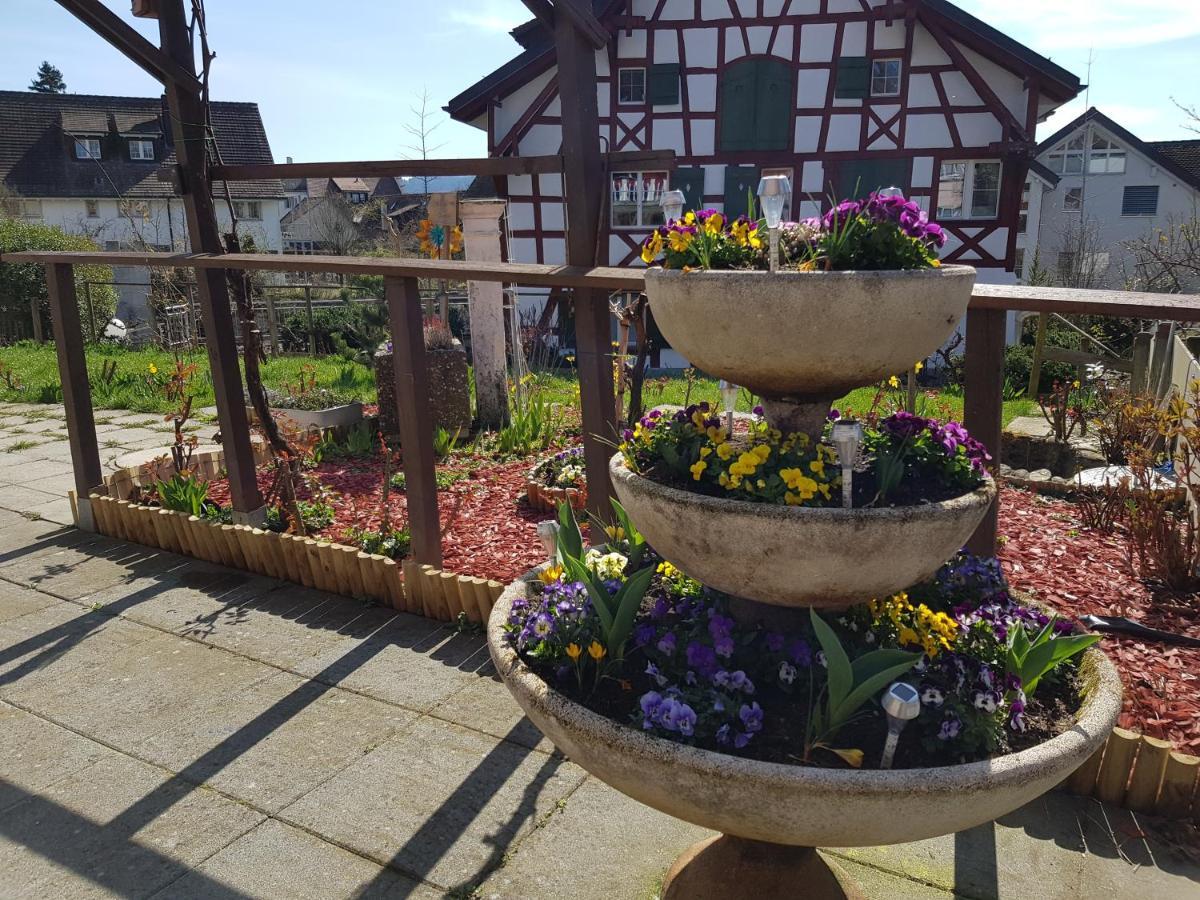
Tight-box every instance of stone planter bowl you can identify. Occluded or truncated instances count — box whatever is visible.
[488,580,1122,848]
[611,455,996,608]
[644,266,976,435]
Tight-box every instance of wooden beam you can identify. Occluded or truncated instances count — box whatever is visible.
[53,0,202,94]
[46,263,104,527]
[520,0,556,31]
[209,150,675,183]
[968,283,1200,320]
[386,276,442,568]
[964,307,1006,556]
[555,0,611,50]
[158,0,262,519]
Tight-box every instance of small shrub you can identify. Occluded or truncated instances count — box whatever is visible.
[156,472,210,517]
[1075,483,1127,533]
[345,526,411,560]
[266,499,335,534]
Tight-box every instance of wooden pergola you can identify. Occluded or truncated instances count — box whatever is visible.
[6,0,1200,571]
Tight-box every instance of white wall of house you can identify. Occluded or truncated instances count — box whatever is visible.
[1033,122,1200,288]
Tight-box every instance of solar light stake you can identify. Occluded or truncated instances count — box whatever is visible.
[660,189,686,225]
[719,380,738,437]
[879,682,921,770]
[830,419,864,509]
[536,521,560,568]
[757,175,791,273]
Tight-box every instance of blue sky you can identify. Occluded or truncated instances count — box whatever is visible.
[1,0,1196,163]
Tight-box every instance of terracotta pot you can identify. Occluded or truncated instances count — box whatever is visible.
[610,455,995,608]
[488,580,1121,848]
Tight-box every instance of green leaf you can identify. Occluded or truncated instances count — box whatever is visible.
[556,501,582,561]
[562,556,614,637]
[1026,633,1102,693]
[607,565,656,659]
[810,609,852,712]
[832,656,922,729]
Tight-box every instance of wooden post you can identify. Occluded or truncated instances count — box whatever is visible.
[386,276,442,567]
[1027,312,1047,397]
[1131,330,1152,395]
[157,0,262,521]
[304,284,316,355]
[46,263,103,531]
[30,295,44,343]
[964,307,1006,556]
[265,289,280,354]
[554,8,617,521]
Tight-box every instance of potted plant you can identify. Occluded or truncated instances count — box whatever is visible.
[526,446,587,512]
[640,195,972,439]
[251,364,363,431]
[374,318,471,437]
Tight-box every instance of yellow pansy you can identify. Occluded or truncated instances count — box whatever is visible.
[716,442,735,461]
[147,363,158,375]
[703,212,724,235]
[690,459,708,481]
[668,229,694,253]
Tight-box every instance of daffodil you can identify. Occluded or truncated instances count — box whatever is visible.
[888,375,901,388]
[148,363,158,375]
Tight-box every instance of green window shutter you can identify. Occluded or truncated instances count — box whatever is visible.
[754,59,793,152]
[719,62,759,152]
[834,159,911,201]
[834,57,870,99]
[671,166,706,212]
[723,166,761,220]
[649,63,681,106]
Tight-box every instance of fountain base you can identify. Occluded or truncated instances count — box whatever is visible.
[663,836,865,900]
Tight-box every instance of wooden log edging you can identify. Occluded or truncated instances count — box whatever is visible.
[1064,727,1199,820]
[82,493,503,626]
[524,454,587,514]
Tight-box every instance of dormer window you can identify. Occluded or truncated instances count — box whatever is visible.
[345,191,368,204]
[128,139,155,161]
[74,138,101,160]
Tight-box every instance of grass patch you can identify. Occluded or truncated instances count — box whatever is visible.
[4,439,41,452]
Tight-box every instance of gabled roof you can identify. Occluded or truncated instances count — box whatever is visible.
[0,90,283,200]
[1037,107,1200,193]
[446,0,1081,123]
[1027,159,1060,187]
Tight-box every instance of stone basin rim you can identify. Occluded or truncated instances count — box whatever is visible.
[642,264,979,280]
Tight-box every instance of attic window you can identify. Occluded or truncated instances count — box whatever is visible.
[1088,133,1126,174]
[233,201,262,220]
[74,138,101,160]
[128,139,155,161]
[345,191,369,204]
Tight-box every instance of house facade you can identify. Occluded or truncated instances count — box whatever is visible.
[280,175,404,254]
[1027,108,1200,291]
[448,0,1081,293]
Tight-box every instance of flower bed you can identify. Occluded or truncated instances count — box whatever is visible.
[525,447,587,513]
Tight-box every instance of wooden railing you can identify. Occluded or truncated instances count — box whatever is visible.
[4,246,1200,565]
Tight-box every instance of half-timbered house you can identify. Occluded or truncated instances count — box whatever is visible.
[448,0,1081,294]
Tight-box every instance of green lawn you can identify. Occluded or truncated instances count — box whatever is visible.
[0,342,1036,428]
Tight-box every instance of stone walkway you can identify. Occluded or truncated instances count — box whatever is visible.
[0,401,1196,899]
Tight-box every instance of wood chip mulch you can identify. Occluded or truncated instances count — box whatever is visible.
[997,485,1200,754]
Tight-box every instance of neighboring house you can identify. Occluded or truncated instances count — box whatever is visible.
[0,90,285,332]
[1027,107,1200,290]
[280,175,403,253]
[447,0,1082,306]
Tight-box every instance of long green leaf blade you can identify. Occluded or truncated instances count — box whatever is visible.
[833,656,922,729]
[810,609,852,712]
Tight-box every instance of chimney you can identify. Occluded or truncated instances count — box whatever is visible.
[287,156,293,164]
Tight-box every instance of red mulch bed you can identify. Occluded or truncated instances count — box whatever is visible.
[997,485,1200,754]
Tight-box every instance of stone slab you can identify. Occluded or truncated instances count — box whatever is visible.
[1005,416,1054,438]
[23,496,76,527]
[0,484,63,513]
[150,819,441,900]
[0,457,75,484]
[279,716,588,891]
[0,701,113,814]
[0,750,263,900]
[0,579,62,625]
[133,669,420,813]
[432,666,554,754]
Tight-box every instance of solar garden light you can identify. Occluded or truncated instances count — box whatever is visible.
[660,189,686,224]
[879,682,921,770]
[829,418,864,509]
[536,520,560,568]
[719,380,739,437]
[877,185,904,198]
[756,175,791,273]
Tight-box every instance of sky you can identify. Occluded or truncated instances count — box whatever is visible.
[0,0,1196,164]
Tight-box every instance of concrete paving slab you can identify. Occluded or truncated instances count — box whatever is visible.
[133,669,420,814]
[0,534,192,600]
[0,458,75,483]
[0,483,66,514]
[2,630,279,749]
[0,579,62,624]
[432,666,554,754]
[478,775,709,900]
[0,701,113,814]
[150,819,441,900]
[280,716,588,891]
[24,496,76,527]
[0,750,264,900]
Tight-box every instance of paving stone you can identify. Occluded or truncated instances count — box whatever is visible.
[0,483,65,514]
[2,630,279,750]
[0,750,264,900]
[0,580,62,624]
[479,776,709,900]
[0,534,194,601]
[151,819,441,900]
[0,457,76,484]
[24,496,76,527]
[280,716,587,891]
[134,670,420,813]
[0,701,113,814]
[433,666,554,754]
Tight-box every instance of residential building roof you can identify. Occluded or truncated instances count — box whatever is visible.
[1037,107,1200,193]
[399,175,477,195]
[446,0,1081,123]
[0,89,284,200]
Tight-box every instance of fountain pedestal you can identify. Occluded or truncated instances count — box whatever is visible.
[663,836,865,900]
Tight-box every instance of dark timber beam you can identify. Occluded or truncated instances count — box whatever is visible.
[46,263,104,530]
[53,0,203,94]
[554,8,617,521]
[519,0,609,50]
[158,0,263,520]
[386,277,442,568]
[963,308,1007,556]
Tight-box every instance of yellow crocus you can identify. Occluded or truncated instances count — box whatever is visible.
[588,641,606,661]
[566,643,582,661]
[538,564,564,585]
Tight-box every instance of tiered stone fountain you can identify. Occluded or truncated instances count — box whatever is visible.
[488,264,1121,898]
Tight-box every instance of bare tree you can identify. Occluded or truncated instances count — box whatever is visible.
[1053,216,1111,289]
[302,195,362,256]
[1172,98,1199,135]
[401,89,447,198]
[1123,207,1200,294]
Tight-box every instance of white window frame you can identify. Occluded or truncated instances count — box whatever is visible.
[284,240,316,255]
[233,200,263,220]
[617,67,646,105]
[344,191,368,205]
[610,170,668,229]
[128,139,155,161]
[1063,187,1083,212]
[74,138,102,160]
[1087,132,1126,175]
[936,160,1002,221]
[870,58,902,97]
[1014,248,1025,280]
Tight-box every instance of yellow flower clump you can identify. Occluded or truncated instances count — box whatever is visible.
[868,592,959,657]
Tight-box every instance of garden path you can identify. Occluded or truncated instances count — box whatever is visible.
[0,401,1195,898]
